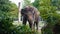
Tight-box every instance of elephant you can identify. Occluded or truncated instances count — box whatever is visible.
[21,6,40,30]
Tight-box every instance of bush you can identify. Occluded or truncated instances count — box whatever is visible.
[0,16,14,34]
[13,25,38,34]
[0,16,38,34]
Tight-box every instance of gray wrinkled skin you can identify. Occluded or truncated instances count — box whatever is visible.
[21,6,40,30]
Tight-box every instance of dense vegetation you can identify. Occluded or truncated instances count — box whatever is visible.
[0,0,60,34]
[0,0,18,34]
[33,0,60,34]
[0,0,37,34]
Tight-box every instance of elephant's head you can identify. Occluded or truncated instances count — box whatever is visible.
[21,6,40,30]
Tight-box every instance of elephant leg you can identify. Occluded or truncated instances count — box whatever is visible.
[34,21,36,30]
[36,21,38,30]
[23,16,27,25]
[35,17,39,30]
[28,20,33,29]
[36,16,40,30]
[28,17,34,30]
[34,21,38,30]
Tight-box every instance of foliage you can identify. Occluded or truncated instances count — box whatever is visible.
[33,0,60,34]
[13,25,38,34]
[22,0,33,8]
[0,0,38,34]
[7,3,18,19]
[0,0,18,34]
[51,0,60,10]
[0,17,14,34]
[33,0,57,24]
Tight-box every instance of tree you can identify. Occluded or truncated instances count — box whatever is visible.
[7,3,18,20]
[51,0,60,10]
[33,0,60,34]
[22,0,33,8]
[0,0,38,34]
[0,0,18,34]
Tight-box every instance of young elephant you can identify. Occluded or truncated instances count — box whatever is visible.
[21,6,40,30]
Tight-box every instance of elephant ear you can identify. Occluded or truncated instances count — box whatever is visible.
[21,9,27,15]
[21,9,24,15]
[33,7,40,15]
